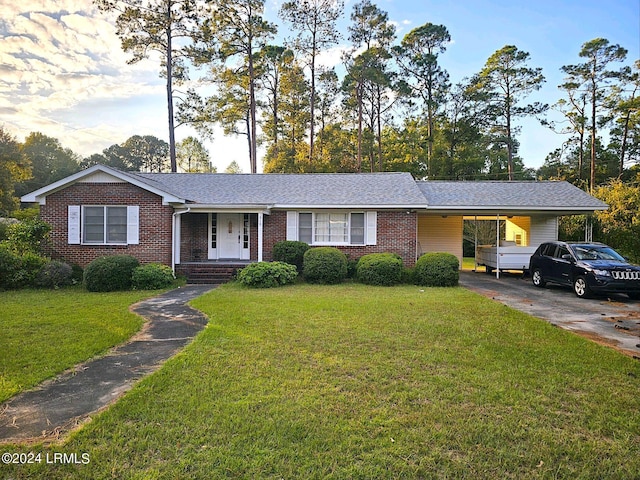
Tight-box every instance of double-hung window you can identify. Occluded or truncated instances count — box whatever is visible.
[68,205,139,245]
[83,206,127,244]
[290,212,372,246]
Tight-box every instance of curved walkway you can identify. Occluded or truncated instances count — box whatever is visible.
[0,285,213,444]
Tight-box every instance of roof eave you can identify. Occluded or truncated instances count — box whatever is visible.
[422,205,608,215]
[272,204,426,210]
[174,204,273,213]
[21,165,186,205]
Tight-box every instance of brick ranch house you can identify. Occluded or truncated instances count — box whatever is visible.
[22,165,607,282]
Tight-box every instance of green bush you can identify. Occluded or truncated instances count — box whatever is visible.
[84,255,140,292]
[0,246,21,289]
[237,261,298,288]
[402,267,415,285]
[272,241,309,272]
[71,264,84,284]
[3,218,51,255]
[0,220,15,242]
[36,260,73,289]
[356,253,403,286]
[0,246,48,289]
[346,258,359,279]
[303,247,348,284]
[414,252,459,287]
[132,263,175,290]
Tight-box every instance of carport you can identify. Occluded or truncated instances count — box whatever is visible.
[416,181,608,278]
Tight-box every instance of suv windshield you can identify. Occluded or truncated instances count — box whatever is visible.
[571,245,626,262]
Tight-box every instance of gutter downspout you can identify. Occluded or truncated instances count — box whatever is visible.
[172,208,191,274]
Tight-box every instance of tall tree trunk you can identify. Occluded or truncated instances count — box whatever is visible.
[245,111,252,169]
[589,74,597,193]
[427,82,433,177]
[578,128,584,180]
[619,110,631,177]
[166,4,177,173]
[308,33,317,167]
[506,106,514,181]
[377,84,383,172]
[357,80,363,172]
[248,56,258,173]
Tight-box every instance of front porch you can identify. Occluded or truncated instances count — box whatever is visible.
[173,209,275,283]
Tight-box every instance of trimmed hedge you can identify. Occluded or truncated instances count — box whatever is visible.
[36,260,74,289]
[237,261,298,288]
[356,253,403,286]
[132,263,175,290]
[84,255,140,292]
[303,247,348,284]
[272,241,309,272]
[414,252,459,287]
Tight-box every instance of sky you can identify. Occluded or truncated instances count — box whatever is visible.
[0,0,638,174]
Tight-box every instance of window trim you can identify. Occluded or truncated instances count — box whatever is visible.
[79,205,135,246]
[294,211,371,246]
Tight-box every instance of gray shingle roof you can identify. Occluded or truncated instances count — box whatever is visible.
[128,171,427,207]
[417,181,608,211]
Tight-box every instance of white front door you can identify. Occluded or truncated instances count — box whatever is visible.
[218,213,243,259]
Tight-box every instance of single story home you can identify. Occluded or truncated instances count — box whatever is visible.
[22,164,608,282]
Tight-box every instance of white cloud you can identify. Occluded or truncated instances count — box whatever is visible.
[0,1,163,157]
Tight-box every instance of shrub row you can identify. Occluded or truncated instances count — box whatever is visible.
[241,242,459,288]
[0,248,82,290]
[84,255,174,292]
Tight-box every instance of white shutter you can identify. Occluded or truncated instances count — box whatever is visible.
[366,211,377,245]
[127,206,140,245]
[286,211,298,241]
[68,205,80,244]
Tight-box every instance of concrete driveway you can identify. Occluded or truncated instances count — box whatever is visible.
[459,270,640,358]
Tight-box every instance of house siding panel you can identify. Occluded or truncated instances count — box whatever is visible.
[40,183,173,267]
[530,216,558,246]
[417,215,463,266]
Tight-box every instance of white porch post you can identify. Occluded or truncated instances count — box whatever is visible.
[496,213,500,279]
[174,214,181,266]
[258,212,264,262]
[171,208,190,274]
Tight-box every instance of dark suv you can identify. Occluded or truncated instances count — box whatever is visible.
[529,241,640,299]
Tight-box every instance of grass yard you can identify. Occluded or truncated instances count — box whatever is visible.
[0,287,157,403]
[3,283,640,479]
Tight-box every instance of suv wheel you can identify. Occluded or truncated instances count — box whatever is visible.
[532,269,546,288]
[573,276,592,299]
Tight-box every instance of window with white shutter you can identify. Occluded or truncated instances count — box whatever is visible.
[287,211,377,246]
[75,206,139,245]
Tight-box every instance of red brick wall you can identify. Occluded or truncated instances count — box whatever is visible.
[261,210,418,266]
[338,211,418,266]
[262,211,287,261]
[40,183,173,267]
[180,213,208,261]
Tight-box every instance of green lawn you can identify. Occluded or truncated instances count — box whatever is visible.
[0,287,157,403]
[3,283,640,479]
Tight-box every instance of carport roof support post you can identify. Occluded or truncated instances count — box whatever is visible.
[496,214,500,279]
